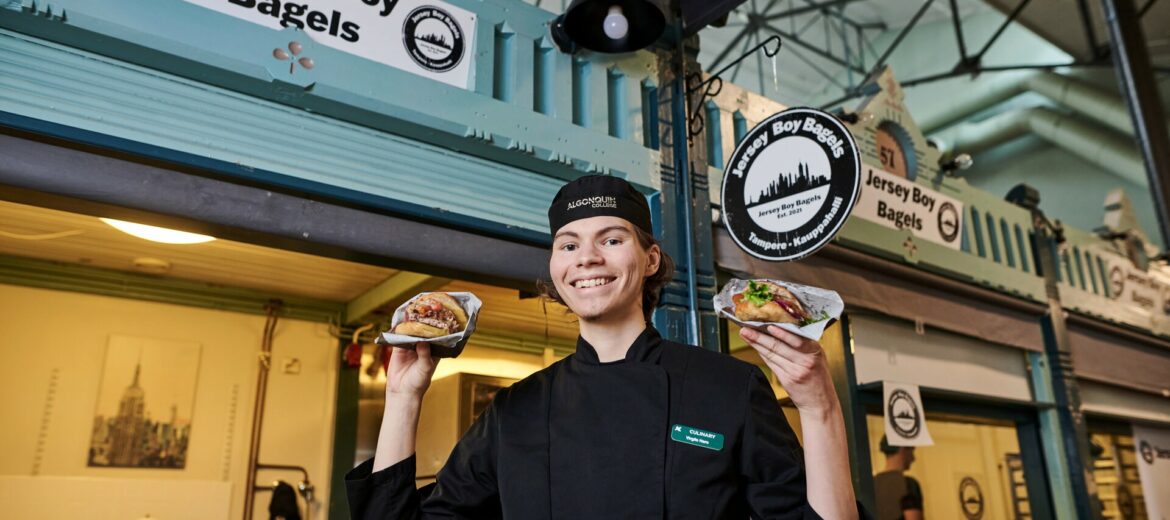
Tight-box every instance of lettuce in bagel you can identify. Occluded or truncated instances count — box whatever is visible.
[731,280,826,326]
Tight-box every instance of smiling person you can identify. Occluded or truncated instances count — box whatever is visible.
[346,175,863,519]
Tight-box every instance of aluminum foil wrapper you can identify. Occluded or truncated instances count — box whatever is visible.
[714,278,844,341]
[375,292,482,358]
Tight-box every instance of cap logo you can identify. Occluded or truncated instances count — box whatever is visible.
[567,196,618,210]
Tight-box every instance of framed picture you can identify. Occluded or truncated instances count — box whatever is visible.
[88,335,201,469]
[458,374,515,433]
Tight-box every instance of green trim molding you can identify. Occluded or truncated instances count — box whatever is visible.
[0,254,344,323]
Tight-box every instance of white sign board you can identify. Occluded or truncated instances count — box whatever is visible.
[1099,252,1170,316]
[883,381,933,447]
[855,165,964,250]
[1134,425,1170,519]
[185,0,477,89]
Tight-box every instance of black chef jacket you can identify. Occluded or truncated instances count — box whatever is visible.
[346,326,833,519]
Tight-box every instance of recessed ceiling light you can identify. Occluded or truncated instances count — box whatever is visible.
[100,218,216,245]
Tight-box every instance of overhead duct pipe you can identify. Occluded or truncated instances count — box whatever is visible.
[921,71,1142,136]
[938,105,1147,186]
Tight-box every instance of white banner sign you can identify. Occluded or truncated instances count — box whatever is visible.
[1134,425,1170,519]
[884,382,933,447]
[185,0,477,89]
[855,165,964,250]
[1100,252,1170,316]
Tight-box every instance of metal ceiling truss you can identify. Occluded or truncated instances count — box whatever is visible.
[707,0,878,93]
[702,0,1168,111]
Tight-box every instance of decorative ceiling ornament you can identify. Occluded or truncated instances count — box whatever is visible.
[264,28,319,89]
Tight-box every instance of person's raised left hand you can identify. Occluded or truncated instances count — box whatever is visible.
[740,325,839,417]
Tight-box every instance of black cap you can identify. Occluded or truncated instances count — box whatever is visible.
[548,175,652,235]
[879,435,900,454]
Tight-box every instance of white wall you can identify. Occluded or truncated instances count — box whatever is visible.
[0,283,338,520]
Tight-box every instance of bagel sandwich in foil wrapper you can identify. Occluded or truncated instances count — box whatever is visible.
[376,291,482,358]
[714,279,843,341]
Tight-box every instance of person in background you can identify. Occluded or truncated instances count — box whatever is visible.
[873,436,924,520]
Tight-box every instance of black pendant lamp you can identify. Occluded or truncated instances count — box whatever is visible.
[551,0,666,54]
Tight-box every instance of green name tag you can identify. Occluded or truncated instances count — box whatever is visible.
[670,424,724,451]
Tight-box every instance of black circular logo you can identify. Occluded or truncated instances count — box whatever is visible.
[938,201,960,243]
[1109,266,1125,299]
[403,6,465,73]
[1140,440,1155,464]
[959,477,984,520]
[1117,484,1135,520]
[887,388,921,439]
[721,108,861,262]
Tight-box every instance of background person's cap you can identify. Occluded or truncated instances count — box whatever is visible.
[879,435,901,454]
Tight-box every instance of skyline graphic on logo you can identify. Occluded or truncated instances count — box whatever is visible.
[747,162,831,207]
[416,31,453,50]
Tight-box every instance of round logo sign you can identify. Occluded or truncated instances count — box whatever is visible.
[1141,440,1156,464]
[721,108,861,262]
[887,388,921,439]
[1109,266,1125,299]
[403,6,465,73]
[938,201,960,243]
[959,477,984,520]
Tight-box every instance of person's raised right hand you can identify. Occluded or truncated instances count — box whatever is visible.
[385,342,440,400]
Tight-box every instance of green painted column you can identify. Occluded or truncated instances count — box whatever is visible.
[1015,187,1103,519]
[652,31,720,350]
[1029,350,1080,519]
[327,339,361,520]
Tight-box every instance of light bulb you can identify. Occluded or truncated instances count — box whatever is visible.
[603,6,628,40]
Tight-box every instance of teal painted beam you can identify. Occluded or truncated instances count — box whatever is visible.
[0,254,344,323]
[0,0,661,198]
[705,101,723,168]
[493,23,516,104]
[345,272,450,325]
[572,56,591,128]
[533,38,555,115]
[607,67,627,139]
[1028,351,1079,520]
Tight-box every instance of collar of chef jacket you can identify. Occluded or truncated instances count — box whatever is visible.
[546,325,670,517]
[571,325,664,365]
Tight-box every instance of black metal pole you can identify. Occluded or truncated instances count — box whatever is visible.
[1101,0,1170,249]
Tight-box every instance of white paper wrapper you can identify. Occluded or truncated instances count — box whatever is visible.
[375,292,482,358]
[714,279,844,341]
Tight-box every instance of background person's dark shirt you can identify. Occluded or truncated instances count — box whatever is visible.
[873,471,923,520]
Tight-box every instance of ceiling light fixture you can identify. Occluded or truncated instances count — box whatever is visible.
[100,218,216,245]
[551,0,665,54]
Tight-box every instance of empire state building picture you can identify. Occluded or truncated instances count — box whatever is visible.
[89,335,200,469]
